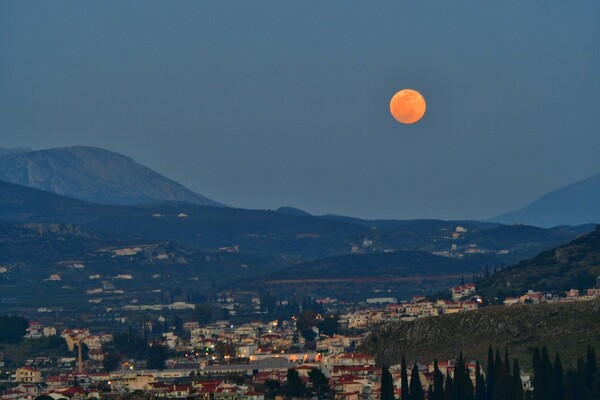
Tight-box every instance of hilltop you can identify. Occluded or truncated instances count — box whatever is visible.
[361,299,600,369]
[0,146,222,206]
[479,225,600,296]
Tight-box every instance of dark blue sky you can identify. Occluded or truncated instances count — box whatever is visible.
[2,1,599,220]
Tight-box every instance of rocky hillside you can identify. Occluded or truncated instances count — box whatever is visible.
[361,299,600,369]
[0,146,222,206]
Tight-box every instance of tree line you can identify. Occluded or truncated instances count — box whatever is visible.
[0,314,28,343]
[263,368,331,399]
[382,345,599,400]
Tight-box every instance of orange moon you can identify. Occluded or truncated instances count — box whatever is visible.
[390,89,426,124]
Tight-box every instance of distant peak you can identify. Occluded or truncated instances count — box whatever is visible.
[276,207,313,217]
[0,145,223,207]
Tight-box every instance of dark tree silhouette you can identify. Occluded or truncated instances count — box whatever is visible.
[381,365,395,400]
[401,357,410,400]
[409,363,425,400]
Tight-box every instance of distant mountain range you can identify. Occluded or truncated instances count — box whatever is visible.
[2,145,597,228]
[0,146,222,207]
[493,172,600,227]
[0,177,597,311]
[0,144,598,305]
[0,179,591,262]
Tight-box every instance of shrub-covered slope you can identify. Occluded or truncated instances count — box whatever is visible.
[361,299,600,369]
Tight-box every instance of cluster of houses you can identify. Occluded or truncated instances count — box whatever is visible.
[0,291,488,400]
[3,353,536,400]
[503,286,600,306]
[341,285,480,329]
[4,276,600,400]
[2,282,489,399]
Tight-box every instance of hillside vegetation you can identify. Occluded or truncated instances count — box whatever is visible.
[479,225,600,296]
[361,299,600,370]
[267,250,483,280]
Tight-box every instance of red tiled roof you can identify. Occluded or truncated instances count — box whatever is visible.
[197,381,222,394]
[168,385,192,392]
[20,366,40,371]
[215,387,238,393]
[59,387,87,395]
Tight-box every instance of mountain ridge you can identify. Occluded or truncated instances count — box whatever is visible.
[493,172,600,227]
[0,145,223,207]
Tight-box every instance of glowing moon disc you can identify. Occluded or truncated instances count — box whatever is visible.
[390,89,426,124]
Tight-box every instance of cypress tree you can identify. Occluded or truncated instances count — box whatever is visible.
[433,359,445,400]
[486,346,495,400]
[445,374,455,400]
[503,349,514,400]
[410,363,425,400]
[490,347,512,400]
[454,352,465,400]
[564,369,576,400]
[495,349,502,371]
[401,357,410,400]
[554,353,565,400]
[532,347,542,400]
[456,353,475,400]
[586,345,597,389]
[475,362,486,400]
[513,359,524,400]
[574,358,587,400]
[540,346,555,400]
[504,349,512,379]
[428,386,435,400]
[465,370,475,400]
[493,355,513,400]
[381,365,395,400]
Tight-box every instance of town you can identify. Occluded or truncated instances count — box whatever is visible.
[2,277,599,400]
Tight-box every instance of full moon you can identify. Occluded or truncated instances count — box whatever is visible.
[390,89,426,124]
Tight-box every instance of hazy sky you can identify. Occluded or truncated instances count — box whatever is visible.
[2,1,599,220]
